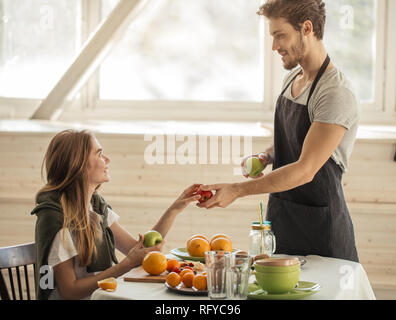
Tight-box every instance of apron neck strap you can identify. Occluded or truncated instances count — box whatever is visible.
[306,54,330,106]
[280,54,331,105]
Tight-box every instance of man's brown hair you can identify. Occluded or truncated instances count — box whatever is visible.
[257,0,326,40]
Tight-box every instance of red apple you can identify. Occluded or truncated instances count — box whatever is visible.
[196,190,213,203]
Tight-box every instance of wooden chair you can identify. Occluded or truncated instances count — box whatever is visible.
[0,243,36,300]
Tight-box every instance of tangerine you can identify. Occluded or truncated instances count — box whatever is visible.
[97,277,117,291]
[193,274,207,291]
[142,251,167,275]
[179,268,194,279]
[187,237,211,257]
[166,272,181,288]
[210,237,232,252]
[186,234,209,247]
[166,259,180,272]
[209,233,231,247]
[182,272,195,288]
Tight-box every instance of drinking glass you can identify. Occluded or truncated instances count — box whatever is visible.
[205,251,232,300]
[226,252,252,300]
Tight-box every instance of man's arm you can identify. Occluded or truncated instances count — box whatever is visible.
[240,121,347,195]
[197,122,346,209]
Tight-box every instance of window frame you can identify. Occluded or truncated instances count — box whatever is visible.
[359,0,386,120]
[0,0,83,113]
[81,0,395,123]
[357,0,396,124]
[85,0,275,122]
[0,0,394,124]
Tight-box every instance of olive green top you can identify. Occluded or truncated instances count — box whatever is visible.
[31,190,118,300]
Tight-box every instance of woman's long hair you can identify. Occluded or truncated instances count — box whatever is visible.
[37,129,102,266]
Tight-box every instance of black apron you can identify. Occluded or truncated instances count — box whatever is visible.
[266,55,359,262]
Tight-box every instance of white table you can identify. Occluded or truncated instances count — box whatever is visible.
[91,254,376,300]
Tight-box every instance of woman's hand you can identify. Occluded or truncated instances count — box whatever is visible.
[125,234,166,268]
[166,184,202,215]
[146,184,202,245]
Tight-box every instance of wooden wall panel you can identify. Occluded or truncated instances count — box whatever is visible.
[0,129,396,294]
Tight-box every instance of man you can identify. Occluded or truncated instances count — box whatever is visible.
[197,0,360,262]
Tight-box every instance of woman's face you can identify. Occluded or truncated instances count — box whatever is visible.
[87,137,110,187]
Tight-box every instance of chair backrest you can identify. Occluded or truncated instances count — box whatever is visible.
[0,243,36,300]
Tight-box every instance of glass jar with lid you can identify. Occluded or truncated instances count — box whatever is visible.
[248,221,276,257]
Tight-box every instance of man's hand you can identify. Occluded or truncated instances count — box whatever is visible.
[241,153,271,179]
[196,183,241,209]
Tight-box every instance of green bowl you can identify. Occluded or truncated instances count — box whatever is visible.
[254,269,300,294]
[254,263,300,273]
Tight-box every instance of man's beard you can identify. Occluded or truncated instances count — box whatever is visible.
[283,33,305,70]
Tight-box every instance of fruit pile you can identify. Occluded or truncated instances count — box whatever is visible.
[165,259,207,291]
[140,233,233,292]
[187,233,232,257]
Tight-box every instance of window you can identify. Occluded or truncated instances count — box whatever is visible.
[0,0,394,124]
[96,0,387,120]
[324,0,378,106]
[100,0,264,102]
[0,0,81,99]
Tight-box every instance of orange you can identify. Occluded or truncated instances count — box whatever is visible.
[193,274,207,291]
[179,268,194,279]
[97,277,117,291]
[210,237,232,252]
[182,272,195,288]
[209,233,231,247]
[166,272,181,288]
[167,259,180,272]
[142,251,167,275]
[187,237,211,257]
[186,234,209,247]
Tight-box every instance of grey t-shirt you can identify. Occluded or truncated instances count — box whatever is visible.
[281,66,360,172]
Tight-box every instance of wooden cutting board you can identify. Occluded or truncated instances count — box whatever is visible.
[123,266,167,283]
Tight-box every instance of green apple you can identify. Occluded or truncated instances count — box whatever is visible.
[245,157,264,178]
[143,230,163,247]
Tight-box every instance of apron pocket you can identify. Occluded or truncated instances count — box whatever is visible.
[266,194,331,257]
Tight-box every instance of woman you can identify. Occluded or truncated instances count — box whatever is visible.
[31,129,201,300]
